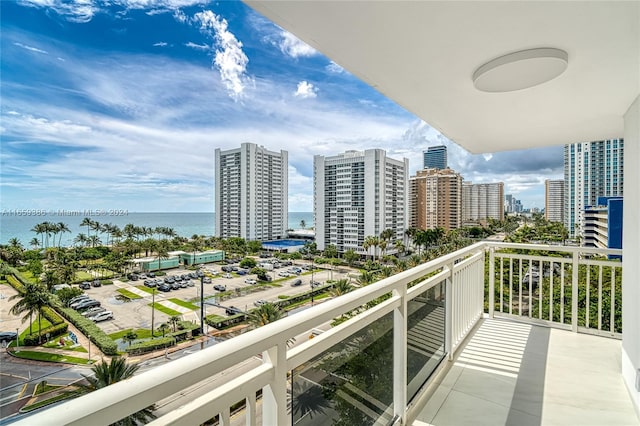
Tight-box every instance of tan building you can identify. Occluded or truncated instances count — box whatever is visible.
[410,168,462,231]
[462,181,505,223]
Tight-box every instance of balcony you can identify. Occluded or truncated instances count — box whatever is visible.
[15,242,635,425]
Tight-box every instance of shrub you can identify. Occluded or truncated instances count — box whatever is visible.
[126,337,176,355]
[58,308,118,355]
[6,274,25,293]
[41,306,64,325]
[205,313,247,330]
[23,322,68,346]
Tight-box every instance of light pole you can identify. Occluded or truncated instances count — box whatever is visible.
[88,335,91,362]
[15,328,19,351]
[151,289,156,337]
[311,258,315,306]
[200,276,204,336]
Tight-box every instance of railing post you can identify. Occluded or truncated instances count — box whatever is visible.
[488,247,495,318]
[393,285,407,424]
[262,343,288,426]
[571,250,579,332]
[445,262,454,360]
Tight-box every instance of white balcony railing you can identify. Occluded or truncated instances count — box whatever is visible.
[15,242,622,426]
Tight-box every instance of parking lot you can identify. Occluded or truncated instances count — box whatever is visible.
[70,262,350,335]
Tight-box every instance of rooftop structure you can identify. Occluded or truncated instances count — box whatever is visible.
[423,145,447,170]
[584,196,623,254]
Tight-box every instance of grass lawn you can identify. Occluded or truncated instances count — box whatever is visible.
[168,298,198,310]
[116,288,143,299]
[12,350,90,365]
[22,392,78,412]
[148,302,182,317]
[74,271,93,281]
[135,285,155,294]
[35,382,64,395]
[109,328,154,340]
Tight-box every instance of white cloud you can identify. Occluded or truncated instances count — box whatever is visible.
[13,42,48,54]
[185,41,208,50]
[326,61,344,73]
[277,31,317,58]
[194,10,251,101]
[294,81,318,99]
[153,41,168,47]
[18,0,100,23]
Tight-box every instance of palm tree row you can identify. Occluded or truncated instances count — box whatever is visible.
[30,222,71,249]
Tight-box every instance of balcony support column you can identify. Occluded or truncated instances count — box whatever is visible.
[488,247,495,318]
[393,285,407,423]
[262,343,288,426]
[571,251,579,332]
[445,263,453,360]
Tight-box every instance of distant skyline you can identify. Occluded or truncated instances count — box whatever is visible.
[1,0,564,213]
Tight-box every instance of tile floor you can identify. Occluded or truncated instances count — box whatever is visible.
[413,318,639,426]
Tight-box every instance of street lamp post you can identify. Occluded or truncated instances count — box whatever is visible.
[200,276,204,336]
[88,335,91,362]
[151,289,155,336]
[15,328,19,351]
[311,259,314,306]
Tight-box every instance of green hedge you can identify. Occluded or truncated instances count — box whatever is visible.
[126,337,175,355]
[23,322,68,346]
[6,274,25,293]
[58,308,118,355]
[205,313,247,330]
[41,306,64,326]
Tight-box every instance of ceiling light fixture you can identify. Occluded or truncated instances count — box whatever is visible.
[473,48,568,92]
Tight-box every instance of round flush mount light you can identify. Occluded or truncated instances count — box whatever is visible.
[472,48,568,92]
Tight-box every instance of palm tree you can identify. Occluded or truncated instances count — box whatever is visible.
[9,282,51,341]
[250,303,284,327]
[77,357,156,425]
[168,315,181,332]
[74,233,88,247]
[80,217,94,240]
[87,235,102,248]
[31,223,46,249]
[158,323,171,338]
[363,235,380,260]
[299,219,307,230]
[29,237,40,250]
[123,331,138,347]
[155,240,170,272]
[56,222,71,247]
[331,279,354,296]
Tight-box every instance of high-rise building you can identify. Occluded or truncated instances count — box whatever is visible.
[423,145,447,170]
[314,149,408,255]
[545,179,564,222]
[564,139,624,237]
[409,168,462,231]
[215,143,288,241]
[462,182,505,223]
[584,197,623,257]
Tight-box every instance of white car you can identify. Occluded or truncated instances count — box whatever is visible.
[89,311,114,322]
[82,307,106,317]
[245,278,257,285]
[278,271,289,277]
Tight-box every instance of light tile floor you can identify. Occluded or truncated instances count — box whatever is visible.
[414,318,639,426]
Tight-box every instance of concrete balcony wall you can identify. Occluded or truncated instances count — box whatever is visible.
[14,242,628,425]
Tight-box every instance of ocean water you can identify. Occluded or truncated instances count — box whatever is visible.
[0,212,314,247]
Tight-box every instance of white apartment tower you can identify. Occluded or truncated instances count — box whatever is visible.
[545,179,564,222]
[564,139,624,237]
[462,182,505,223]
[314,149,408,255]
[215,143,288,241]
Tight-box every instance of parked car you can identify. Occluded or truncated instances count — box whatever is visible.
[197,270,205,277]
[158,284,171,292]
[214,284,226,291]
[310,281,322,288]
[82,306,106,317]
[174,275,183,282]
[171,282,181,290]
[236,269,247,276]
[92,280,102,287]
[224,273,232,279]
[148,272,156,278]
[244,278,257,285]
[189,272,197,279]
[291,279,302,287]
[180,281,188,288]
[138,274,147,279]
[69,296,91,308]
[0,331,18,343]
[128,273,139,281]
[89,311,114,322]
[187,280,195,287]
[144,280,156,288]
[278,271,290,277]
[225,306,241,315]
[221,266,233,272]
[79,281,91,290]
[254,299,267,307]
[74,299,101,310]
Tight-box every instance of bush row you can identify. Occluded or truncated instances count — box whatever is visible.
[41,306,64,326]
[126,337,176,355]
[205,313,247,330]
[58,308,118,355]
[6,274,25,293]
[23,322,68,346]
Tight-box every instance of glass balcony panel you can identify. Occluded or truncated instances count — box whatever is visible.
[291,312,394,425]
[407,281,446,401]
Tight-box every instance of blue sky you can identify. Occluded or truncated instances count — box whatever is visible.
[1,0,564,213]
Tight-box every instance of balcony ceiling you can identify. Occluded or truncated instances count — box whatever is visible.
[244,1,639,154]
